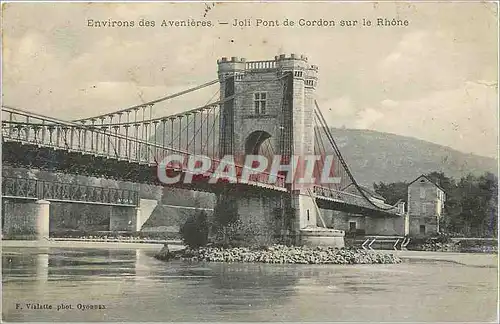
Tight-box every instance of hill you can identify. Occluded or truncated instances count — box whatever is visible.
[150,120,497,186]
[326,128,497,186]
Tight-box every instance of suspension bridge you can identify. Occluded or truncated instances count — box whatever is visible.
[1,54,406,245]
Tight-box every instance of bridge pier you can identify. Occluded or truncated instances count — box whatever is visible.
[2,199,50,240]
[109,206,139,232]
[213,192,284,246]
[213,190,345,247]
[109,199,158,232]
[291,193,318,231]
[292,194,345,248]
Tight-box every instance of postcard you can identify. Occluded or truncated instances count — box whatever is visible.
[1,1,498,322]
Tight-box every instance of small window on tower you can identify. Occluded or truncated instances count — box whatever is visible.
[254,92,267,115]
[420,187,426,199]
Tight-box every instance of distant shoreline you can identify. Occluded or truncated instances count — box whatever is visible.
[1,239,182,250]
[2,240,497,268]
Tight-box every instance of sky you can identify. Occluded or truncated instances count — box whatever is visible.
[2,1,498,158]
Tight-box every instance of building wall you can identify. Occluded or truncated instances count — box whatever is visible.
[365,216,406,236]
[320,207,408,236]
[2,200,40,237]
[49,203,110,232]
[109,206,138,231]
[2,199,50,239]
[320,209,367,233]
[233,70,283,158]
[408,176,445,236]
[218,55,317,162]
[293,193,318,229]
[233,194,282,245]
[217,55,319,236]
[321,209,345,230]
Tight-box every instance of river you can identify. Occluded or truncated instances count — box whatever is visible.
[2,246,498,322]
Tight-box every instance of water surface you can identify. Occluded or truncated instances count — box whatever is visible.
[2,247,497,322]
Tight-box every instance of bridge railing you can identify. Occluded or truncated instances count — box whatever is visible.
[161,158,287,188]
[1,176,139,206]
[313,185,402,215]
[2,106,287,190]
[2,106,193,164]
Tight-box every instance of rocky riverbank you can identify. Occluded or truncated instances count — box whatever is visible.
[155,244,402,265]
[417,240,498,254]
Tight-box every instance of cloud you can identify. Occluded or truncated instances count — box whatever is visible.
[318,96,357,127]
[381,99,398,108]
[380,31,427,66]
[1,2,498,159]
[355,108,384,129]
[355,81,498,158]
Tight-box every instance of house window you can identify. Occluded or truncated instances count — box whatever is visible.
[254,92,267,115]
[420,187,426,199]
[349,221,357,232]
[422,204,427,214]
[307,209,310,221]
[420,225,426,235]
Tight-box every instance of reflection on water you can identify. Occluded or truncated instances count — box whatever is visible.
[2,247,498,322]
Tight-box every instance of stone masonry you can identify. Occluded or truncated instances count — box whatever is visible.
[215,54,321,244]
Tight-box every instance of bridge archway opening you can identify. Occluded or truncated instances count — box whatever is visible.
[244,131,273,156]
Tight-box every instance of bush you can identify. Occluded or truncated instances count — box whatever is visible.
[180,210,209,248]
[214,218,263,247]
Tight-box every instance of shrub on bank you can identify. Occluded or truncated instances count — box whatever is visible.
[156,245,402,265]
[180,211,209,248]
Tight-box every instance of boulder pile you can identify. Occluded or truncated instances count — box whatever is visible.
[156,245,402,264]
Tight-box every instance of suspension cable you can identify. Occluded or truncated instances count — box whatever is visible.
[315,118,347,191]
[200,107,218,155]
[72,79,219,122]
[314,100,400,211]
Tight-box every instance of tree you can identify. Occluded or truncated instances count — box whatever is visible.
[425,171,455,192]
[478,172,498,237]
[454,172,498,237]
[180,210,209,249]
[373,181,408,209]
[374,171,498,237]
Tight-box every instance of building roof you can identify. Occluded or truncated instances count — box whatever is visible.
[408,174,445,192]
[343,183,386,201]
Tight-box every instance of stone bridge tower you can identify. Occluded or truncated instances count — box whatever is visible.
[215,54,320,245]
